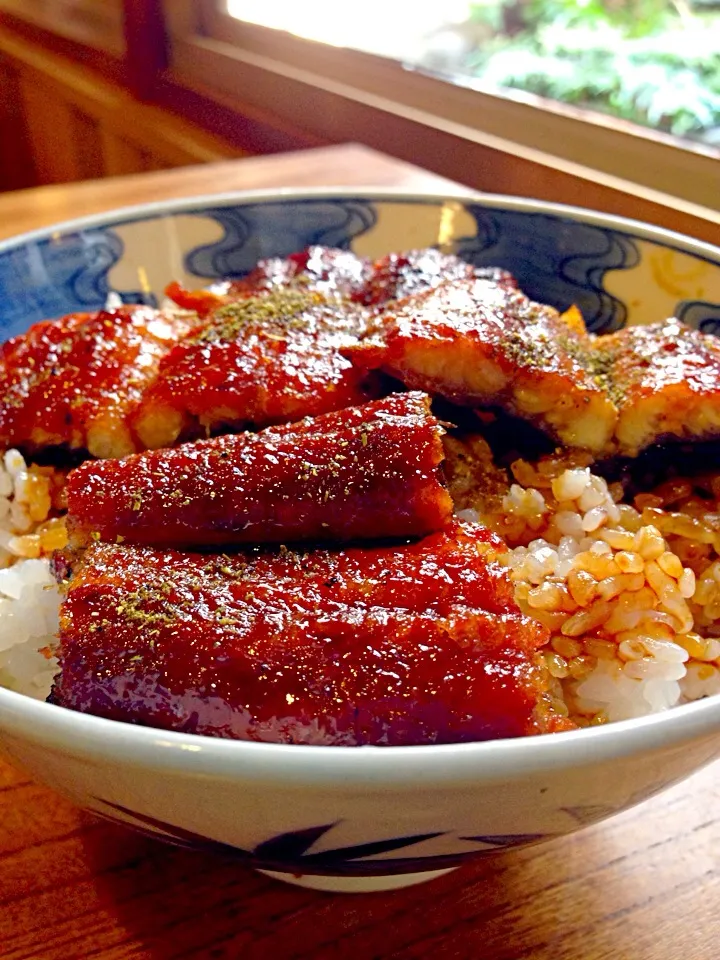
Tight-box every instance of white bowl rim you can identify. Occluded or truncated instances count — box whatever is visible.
[0,186,719,267]
[2,682,720,786]
[1,186,720,788]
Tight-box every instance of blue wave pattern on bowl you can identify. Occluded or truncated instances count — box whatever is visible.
[681,301,720,334]
[456,208,641,333]
[0,230,124,333]
[184,200,377,278]
[1,197,718,338]
[182,201,642,332]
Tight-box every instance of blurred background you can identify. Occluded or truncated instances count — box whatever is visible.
[0,1,717,210]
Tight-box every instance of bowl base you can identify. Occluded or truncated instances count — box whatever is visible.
[257,867,456,893]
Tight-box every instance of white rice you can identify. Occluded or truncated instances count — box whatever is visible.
[0,450,64,699]
[497,465,720,725]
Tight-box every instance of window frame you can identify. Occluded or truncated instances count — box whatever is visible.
[162,0,719,216]
[0,0,715,238]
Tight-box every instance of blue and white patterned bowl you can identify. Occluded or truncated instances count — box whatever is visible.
[1,189,720,894]
[2,189,718,335]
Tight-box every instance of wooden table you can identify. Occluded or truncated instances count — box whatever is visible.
[1,144,719,960]
[0,143,469,241]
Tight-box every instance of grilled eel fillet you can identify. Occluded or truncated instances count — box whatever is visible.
[49,521,572,745]
[345,277,618,453]
[67,392,453,548]
[592,319,720,457]
[132,288,381,450]
[164,246,480,316]
[0,306,196,459]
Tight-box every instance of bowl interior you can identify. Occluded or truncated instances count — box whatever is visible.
[1,191,719,339]
[2,189,720,768]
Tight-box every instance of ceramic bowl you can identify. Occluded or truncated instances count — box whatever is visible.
[1,189,720,894]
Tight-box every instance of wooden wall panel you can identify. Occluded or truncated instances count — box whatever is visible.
[18,75,108,185]
[100,129,150,177]
[18,76,80,184]
[0,53,35,190]
[70,107,105,181]
[0,26,245,191]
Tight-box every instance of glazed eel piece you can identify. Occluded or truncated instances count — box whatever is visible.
[164,246,480,316]
[49,521,571,745]
[132,287,381,450]
[0,306,197,460]
[344,277,618,454]
[66,392,453,549]
[592,319,720,456]
[165,247,371,316]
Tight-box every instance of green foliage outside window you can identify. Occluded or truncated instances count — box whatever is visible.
[461,0,720,143]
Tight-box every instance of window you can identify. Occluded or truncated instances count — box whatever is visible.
[162,0,719,213]
[226,0,720,155]
[226,1,472,63]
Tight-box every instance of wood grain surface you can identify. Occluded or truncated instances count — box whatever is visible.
[0,143,468,242]
[1,145,719,960]
[1,758,718,960]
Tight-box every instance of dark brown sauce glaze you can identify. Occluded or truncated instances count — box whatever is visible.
[66,392,453,549]
[354,249,476,306]
[0,306,197,460]
[133,288,381,450]
[49,522,565,745]
[344,277,618,453]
